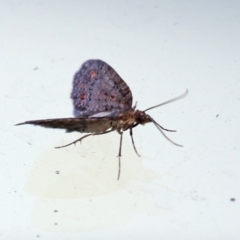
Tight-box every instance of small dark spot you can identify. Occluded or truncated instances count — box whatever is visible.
[36,235,40,238]
[110,95,116,101]
[230,198,236,201]
[216,114,219,117]
[54,222,58,225]
[54,210,58,213]
[33,67,38,70]
[80,93,87,100]
[55,171,60,174]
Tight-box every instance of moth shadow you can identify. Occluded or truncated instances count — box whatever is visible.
[25,132,159,199]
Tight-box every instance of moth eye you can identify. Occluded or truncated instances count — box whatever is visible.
[89,70,97,79]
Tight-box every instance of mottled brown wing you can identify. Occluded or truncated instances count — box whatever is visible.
[71,59,133,117]
[16,117,115,134]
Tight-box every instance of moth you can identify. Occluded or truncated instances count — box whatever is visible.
[16,59,187,179]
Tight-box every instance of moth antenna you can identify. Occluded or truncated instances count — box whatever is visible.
[144,89,188,112]
[149,116,183,147]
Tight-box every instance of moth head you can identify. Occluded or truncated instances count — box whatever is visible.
[134,110,152,125]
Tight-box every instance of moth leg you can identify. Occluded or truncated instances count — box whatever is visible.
[55,133,93,148]
[55,130,114,149]
[129,128,140,157]
[117,131,123,180]
[157,125,176,132]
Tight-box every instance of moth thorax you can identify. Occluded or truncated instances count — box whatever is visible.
[134,110,151,125]
[118,110,137,131]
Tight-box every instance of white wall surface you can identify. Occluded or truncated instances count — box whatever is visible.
[1,0,240,239]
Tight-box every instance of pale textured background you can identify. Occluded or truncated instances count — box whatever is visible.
[1,0,240,239]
